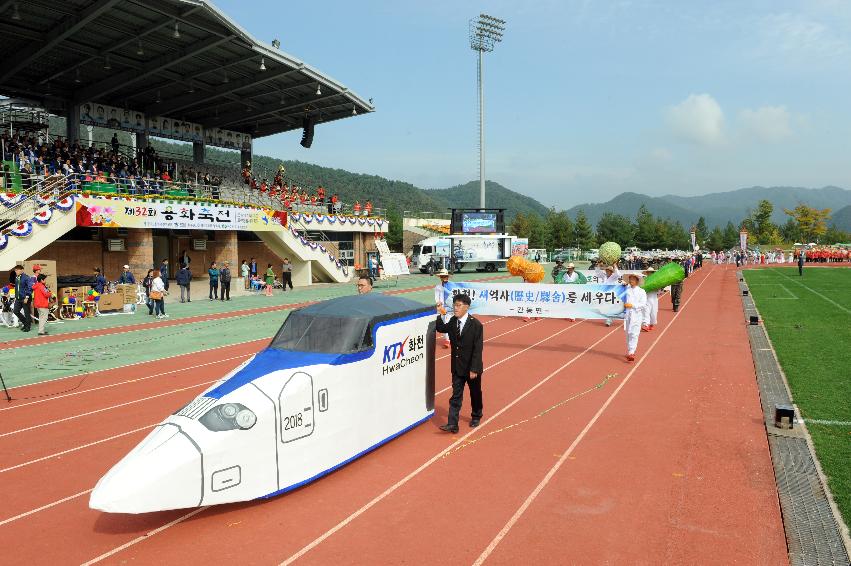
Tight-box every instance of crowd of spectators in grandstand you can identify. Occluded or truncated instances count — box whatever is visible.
[1,130,379,216]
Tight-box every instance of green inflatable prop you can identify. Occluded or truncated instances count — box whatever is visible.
[598,241,622,266]
[641,262,685,292]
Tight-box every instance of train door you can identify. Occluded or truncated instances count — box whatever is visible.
[278,372,315,443]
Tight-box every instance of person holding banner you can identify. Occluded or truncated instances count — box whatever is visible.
[641,267,658,332]
[436,294,484,433]
[434,269,452,349]
[623,274,647,362]
[558,263,584,322]
[595,262,620,326]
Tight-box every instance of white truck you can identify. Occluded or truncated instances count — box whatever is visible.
[411,234,515,273]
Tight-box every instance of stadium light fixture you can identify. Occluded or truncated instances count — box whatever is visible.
[352,104,357,116]
[103,54,111,70]
[74,68,81,83]
[173,21,181,39]
[11,2,21,21]
[156,90,161,103]
[222,70,229,84]
[188,80,195,93]
[136,39,144,56]
[272,39,281,49]
[316,83,322,96]
[280,92,285,105]
[470,13,506,208]
[259,57,266,71]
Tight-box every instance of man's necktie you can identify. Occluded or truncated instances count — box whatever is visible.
[457,319,462,336]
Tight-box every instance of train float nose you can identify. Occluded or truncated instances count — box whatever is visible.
[90,424,203,514]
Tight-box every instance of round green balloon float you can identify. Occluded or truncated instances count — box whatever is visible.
[598,241,622,266]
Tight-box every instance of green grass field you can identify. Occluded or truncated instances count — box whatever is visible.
[743,267,851,528]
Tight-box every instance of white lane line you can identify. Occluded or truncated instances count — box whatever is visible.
[80,507,208,566]
[4,336,267,393]
[0,382,214,439]
[472,270,713,565]
[803,419,851,426]
[0,489,92,527]
[278,325,620,566]
[436,320,585,395]
[772,269,850,314]
[0,354,251,412]
[0,424,155,474]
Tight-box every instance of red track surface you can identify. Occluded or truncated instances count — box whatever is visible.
[0,265,787,565]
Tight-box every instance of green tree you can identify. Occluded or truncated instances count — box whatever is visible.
[572,210,596,249]
[595,213,635,246]
[750,199,776,244]
[779,218,800,243]
[634,204,656,249]
[545,209,573,250]
[722,221,739,249]
[385,208,403,251]
[527,213,548,249]
[668,220,690,249]
[695,216,708,245]
[653,219,670,249]
[510,212,531,239]
[823,224,850,244]
[707,226,724,251]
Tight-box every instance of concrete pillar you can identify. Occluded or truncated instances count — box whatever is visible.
[65,103,80,143]
[193,140,205,164]
[125,228,154,277]
[241,147,252,169]
[213,230,238,269]
[135,131,148,150]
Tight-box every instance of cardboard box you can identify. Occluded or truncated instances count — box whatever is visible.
[115,284,138,304]
[97,293,124,312]
[60,286,92,301]
[22,260,57,296]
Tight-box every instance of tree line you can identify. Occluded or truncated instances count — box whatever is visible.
[510,200,850,251]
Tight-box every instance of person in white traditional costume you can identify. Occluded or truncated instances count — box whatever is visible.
[434,269,452,348]
[623,273,647,362]
[595,262,620,326]
[560,263,582,322]
[641,266,658,332]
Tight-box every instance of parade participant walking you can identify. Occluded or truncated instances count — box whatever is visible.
[12,265,33,332]
[264,264,275,297]
[623,273,647,362]
[670,258,685,312]
[118,265,136,284]
[434,269,452,349]
[159,258,169,291]
[551,258,565,283]
[641,267,658,332]
[32,273,53,335]
[435,294,484,432]
[281,258,293,291]
[150,269,167,318]
[241,259,250,289]
[176,264,192,302]
[220,262,231,301]
[595,262,620,326]
[798,248,805,276]
[208,262,220,300]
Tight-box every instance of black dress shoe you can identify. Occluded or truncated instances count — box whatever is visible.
[439,424,459,433]
[470,419,481,428]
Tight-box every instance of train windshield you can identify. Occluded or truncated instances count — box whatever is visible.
[270,312,370,354]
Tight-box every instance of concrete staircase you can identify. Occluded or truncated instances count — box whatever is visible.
[255,225,351,284]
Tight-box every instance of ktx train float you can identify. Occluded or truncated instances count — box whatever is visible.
[90,294,436,513]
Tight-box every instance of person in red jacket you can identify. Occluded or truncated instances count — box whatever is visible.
[353,200,362,216]
[32,272,53,335]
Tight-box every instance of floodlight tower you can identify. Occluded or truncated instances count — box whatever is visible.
[470,13,506,208]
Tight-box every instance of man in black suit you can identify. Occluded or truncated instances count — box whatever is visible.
[435,293,484,433]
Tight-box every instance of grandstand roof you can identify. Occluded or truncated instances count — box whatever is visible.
[0,0,374,138]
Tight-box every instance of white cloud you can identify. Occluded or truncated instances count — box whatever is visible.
[756,12,849,61]
[739,106,793,143]
[666,94,725,146]
[650,147,672,162]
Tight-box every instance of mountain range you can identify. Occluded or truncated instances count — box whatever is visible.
[145,139,851,231]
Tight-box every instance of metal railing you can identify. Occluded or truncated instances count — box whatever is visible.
[0,173,75,234]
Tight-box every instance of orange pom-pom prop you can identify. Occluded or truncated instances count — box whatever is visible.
[507,255,527,276]
[523,262,546,283]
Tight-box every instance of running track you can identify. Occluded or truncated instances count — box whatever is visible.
[0,264,787,565]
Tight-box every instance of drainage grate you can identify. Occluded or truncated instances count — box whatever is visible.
[769,435,850,565]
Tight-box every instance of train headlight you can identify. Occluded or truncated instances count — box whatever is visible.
[200,403,257,432]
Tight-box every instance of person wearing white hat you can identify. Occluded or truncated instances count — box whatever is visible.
[434,269,452,348]
[641,266,658,332]
[559,263,581,322]
[118,264,136,284]
[623,273,647,362]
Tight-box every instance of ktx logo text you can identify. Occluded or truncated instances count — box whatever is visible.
[382,336,409,364]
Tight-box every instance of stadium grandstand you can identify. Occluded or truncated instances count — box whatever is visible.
[0,0,382,286]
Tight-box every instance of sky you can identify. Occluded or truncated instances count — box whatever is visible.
[212,0,851,209]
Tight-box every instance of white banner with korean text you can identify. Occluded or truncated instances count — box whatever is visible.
[443,281,627,319]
